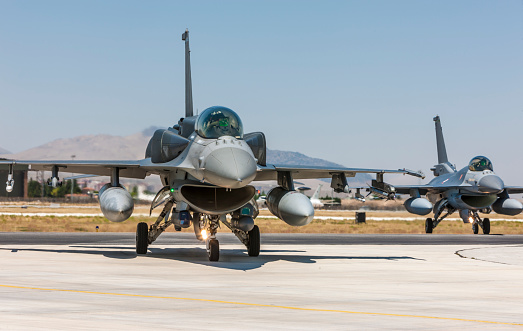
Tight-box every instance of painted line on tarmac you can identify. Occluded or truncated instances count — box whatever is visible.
[0,284,521,326]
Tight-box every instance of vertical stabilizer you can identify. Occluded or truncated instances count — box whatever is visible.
[433,116,448,164]
[182,29,193,118]
[311,184,322,200]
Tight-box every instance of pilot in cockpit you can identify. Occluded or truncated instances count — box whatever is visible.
[468,156,493,172]
[196,106,243,139]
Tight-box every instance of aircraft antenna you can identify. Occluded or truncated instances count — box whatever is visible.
[182,29,193,118]
[433,115,449,164]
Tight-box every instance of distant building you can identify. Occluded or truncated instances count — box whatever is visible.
[0,161,29,198]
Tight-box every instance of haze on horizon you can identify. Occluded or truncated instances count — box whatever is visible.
[1,1,522,183]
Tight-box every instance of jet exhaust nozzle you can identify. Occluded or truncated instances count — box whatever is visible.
[266,187,314,226]
[98,184,134,222]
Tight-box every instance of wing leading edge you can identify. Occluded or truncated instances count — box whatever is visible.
[255,164,424,181]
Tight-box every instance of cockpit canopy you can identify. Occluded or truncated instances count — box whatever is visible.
[468,156,493,172]
[196,106,243,139]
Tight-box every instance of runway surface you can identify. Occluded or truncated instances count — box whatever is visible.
[1,232,522,245]
[1,233,523,330]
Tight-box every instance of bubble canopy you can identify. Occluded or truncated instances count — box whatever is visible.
[468,156,493,172]
[195,106,243,139]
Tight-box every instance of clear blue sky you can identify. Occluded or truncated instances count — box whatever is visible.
[1,1,522,182]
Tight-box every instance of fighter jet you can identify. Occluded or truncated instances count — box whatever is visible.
[308,184,341,208]
[384,116,523,234]
[1,30,422,261]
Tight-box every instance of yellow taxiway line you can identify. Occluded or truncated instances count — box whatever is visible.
[1,284,521,326]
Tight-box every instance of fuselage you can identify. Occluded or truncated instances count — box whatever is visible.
[426,165,504,210]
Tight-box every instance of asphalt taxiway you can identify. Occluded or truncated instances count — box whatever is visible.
[1,233,522,330]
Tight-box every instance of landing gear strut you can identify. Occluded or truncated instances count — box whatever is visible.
[221,219,261,257]
[136,199,175,255]
[425,199,455,233]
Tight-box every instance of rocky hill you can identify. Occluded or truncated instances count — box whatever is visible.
[0,147,11,154]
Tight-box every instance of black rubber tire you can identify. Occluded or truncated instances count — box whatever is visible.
[472,223,479,234]
[483,218,490,235]
[136,222,149,254]
[425,218,433,234]
[247,225,261,257]
[208,239,219,261]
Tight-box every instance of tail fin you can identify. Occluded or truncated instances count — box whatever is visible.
[182,29,193,118]
[311,184,322,200]
[433,116,448,164]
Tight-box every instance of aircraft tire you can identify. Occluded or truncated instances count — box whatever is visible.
[483,218,490,235]
[193,213,203,241]
[472,223,479,234]
[247,225,261,257]
[208,239,219,261]
[136,222,149,254]
[425,218,433,234]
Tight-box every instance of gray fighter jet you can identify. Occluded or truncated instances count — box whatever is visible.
[1,30,422,261]
[386,116,523,234]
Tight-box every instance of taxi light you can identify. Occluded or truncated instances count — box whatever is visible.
[468,217,474,223]
[201,229,208,240]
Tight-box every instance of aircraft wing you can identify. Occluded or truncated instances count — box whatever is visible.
[392,185,434,195]
[0,160,148,179]
[255,164,423,181]
[504,186,523,194]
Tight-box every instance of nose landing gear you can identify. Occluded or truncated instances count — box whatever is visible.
[469,211,490,235]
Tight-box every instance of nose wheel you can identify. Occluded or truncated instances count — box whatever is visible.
[472,223,479,234]
[207,239,220,261]
[204,215,221,261]
[470,212,490,235]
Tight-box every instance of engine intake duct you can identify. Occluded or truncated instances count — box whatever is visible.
[146,129,190,163]
[244,132,266,166]
[172,182,255,214]
[448,194,497,210]
[266,187,314,226]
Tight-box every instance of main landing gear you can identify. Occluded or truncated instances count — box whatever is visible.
[424,206,491,235]
[424,200,455,234]
[135,199,262,261]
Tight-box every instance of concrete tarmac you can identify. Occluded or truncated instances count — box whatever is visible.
[1,233,523,330]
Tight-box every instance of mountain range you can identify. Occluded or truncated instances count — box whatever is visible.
[0,147,11,154]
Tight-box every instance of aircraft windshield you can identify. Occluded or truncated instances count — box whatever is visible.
[468,156,493,172]
[196,106,243,139]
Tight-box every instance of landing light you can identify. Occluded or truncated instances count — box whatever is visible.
[201,229,208,240]
[468,217,474,223]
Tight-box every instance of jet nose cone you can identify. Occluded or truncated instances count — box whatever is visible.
[478,175,504,193]
[203,147,257,188]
